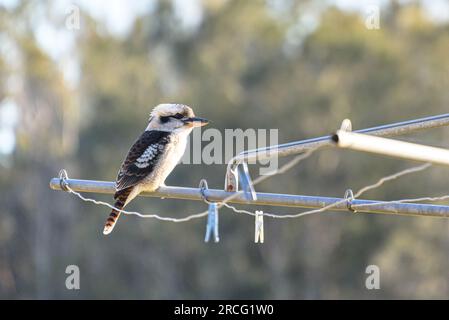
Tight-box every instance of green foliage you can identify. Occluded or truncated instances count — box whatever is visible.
[1,0,449,299]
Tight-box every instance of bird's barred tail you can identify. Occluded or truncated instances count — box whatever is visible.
[103,187,133,235]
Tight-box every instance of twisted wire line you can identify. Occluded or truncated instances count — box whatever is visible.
[65,145,436,222]
[222,163,433,219]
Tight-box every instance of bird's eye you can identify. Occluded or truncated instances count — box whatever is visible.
[171,113,184,119]
[160,116,170,123]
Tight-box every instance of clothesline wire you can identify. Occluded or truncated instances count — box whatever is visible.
[65,144,444,222]
[64,145,323,222]
[65,187,209,222]
[222,162,433,219]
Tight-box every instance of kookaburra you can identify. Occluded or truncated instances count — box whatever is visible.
[103,104,208,235]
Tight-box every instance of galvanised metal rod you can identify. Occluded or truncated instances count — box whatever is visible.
[230,113,449,165]
[50,178,449,218]
[333,130,449,167]
[225,113,449,191]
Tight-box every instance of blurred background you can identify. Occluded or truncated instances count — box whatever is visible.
[1,0,449,299]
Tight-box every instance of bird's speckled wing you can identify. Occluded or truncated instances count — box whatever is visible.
[115,130,171,191]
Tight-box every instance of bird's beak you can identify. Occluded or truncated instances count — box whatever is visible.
[183,117,209,127]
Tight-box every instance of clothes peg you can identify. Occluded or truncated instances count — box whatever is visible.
[204,202,219,243]
[255,210,264,243]
[238,162,257,201]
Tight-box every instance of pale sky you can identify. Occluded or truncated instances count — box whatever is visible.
[0,0,448,156]
[1,0,448,61]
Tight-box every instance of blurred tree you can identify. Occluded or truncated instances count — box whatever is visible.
[1,0,449,299]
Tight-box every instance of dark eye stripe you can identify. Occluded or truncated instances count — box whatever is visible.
[160,113,184,123]
[172,113,184,119]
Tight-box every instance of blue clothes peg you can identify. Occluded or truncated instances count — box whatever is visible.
[204,202,219,243]
[238,162,257,201]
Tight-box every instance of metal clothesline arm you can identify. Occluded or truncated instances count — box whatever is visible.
[231,113,449,165]
[49,178,449,218]
[333,130,449,167]
[225,113,449,191]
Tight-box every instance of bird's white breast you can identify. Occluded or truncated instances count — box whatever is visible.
[140,129,191,191]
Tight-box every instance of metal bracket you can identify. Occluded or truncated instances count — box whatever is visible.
[59,169,70,192]
[344,189,356,213]
[225,166,239,192]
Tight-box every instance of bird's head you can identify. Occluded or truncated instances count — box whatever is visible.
[146,103,209,132]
